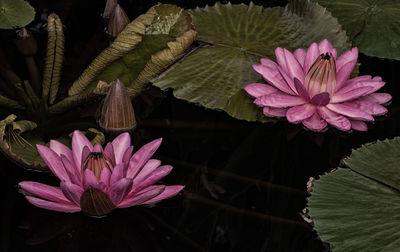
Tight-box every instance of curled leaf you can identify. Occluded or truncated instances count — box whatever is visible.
[42,13,64,104]
[68,6,157,96]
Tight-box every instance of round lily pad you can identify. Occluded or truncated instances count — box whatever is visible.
[308,137,400,251]
[312,0,400,60]
[0,0,35,29]
[153,0,351,122]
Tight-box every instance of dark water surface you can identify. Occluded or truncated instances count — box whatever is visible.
[1,0,400,251]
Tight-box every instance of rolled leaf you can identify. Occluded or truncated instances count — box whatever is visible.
[68,6,157,96]
[42,13,64,104]
[70,4,196,96]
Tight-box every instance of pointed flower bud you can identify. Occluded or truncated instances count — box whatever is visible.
[81,145,114,180]
[99,79,136,132]
[103,0,118,19]
[107,4,130,37]
[15,27,38,56]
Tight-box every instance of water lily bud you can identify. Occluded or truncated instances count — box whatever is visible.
[103,0,118,19]
[107,4,130,37]
[15,28,38,56]
[99,79,136,132]
[82,145,114,180]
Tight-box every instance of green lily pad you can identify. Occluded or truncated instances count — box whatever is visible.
[308,138,400,251]
[312,0,400,60]
[0,0,35,29]
[68,4,196,96]
[0,115,104,171]
[153,0,351,122]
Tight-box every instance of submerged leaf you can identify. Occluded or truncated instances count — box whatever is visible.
[153,0,351,122]
[308,138,400,251]
[0,0,35,29]
[70,4,196,96]
[311,0,400,60]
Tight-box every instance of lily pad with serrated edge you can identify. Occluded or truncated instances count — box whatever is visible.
[311,0,400,60]
[308,137,400,252]
[68,4,196,97]
[0,115,105,171]
[0,0,35,29]
[152,0,351,122]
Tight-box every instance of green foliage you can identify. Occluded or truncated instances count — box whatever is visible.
[309,138,400,251]
[0,0,35,29]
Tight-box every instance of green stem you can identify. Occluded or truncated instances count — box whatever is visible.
[25,56,42,96]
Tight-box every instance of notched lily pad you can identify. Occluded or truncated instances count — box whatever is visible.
[153,0,351,122]
[68,3,196,96]
[0,115,104,171]
[308,137,400,251]
[0,0,35,29]
[312,0,400,60]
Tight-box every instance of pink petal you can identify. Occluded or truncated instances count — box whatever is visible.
[317,107,351,131]
[361,93,392,104]
[122,146,133,163]
[37,145,69,182]
[252,64,296,95]
[244,83,278,98]
[49,140,73,161]
[304,42,320,74]
[282,48,305,83]
[118,186,165,208]
[310,92,330,106]
[255,93,306,108]
[263,107,287,117]
[112,132,131,165]
[277,65,297,95]
[336,61,358,91]
[110,163,128,185]
[294,78,309,100]
[327,103,374,121]
[336,47,358,72]
[60,181,83,206]
[275,47,288,71]
[293,48,306,67]
[93,143,103,152]
[103,143,116,165]
[108,178,133,205]
[126,138,162,178]
[82,169,106,191]
[26,196,81,212]
[336,78,384,96]
[349,119,368,131]
[260,58,278,68]
[142,185,184,204]
[71,130,93,170]
[318,39,334,55]
[60,155,81,186]
[357,101,388,116]
[100,168,111,187]
[286,104,316,123]
[331,86,372,103]
[302,113,327,132]
[19,181,71,203]
[131,165,173,194]
[133,159,162,183]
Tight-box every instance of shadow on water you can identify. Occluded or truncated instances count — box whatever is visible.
[1,0,400,251]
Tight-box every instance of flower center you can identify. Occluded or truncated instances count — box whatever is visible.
[82,152,114,180]
[305,53,336,98]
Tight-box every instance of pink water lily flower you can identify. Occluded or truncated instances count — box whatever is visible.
[19,130,184,216]
[244,39,391,131]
